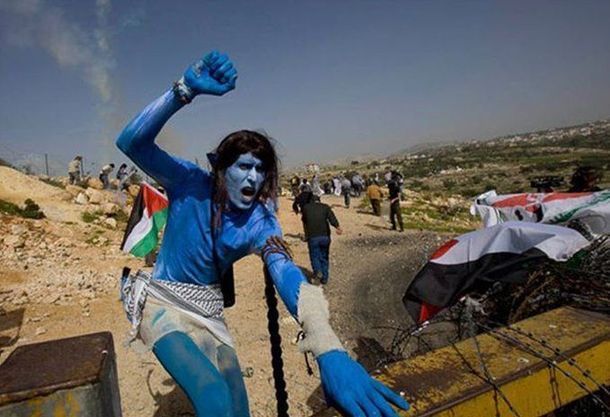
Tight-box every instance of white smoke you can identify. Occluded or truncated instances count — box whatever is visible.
[0,0,115,103]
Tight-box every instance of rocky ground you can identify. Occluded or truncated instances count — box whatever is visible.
[0,167,455,417]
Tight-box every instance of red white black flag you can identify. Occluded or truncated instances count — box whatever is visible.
[403,221,590,324]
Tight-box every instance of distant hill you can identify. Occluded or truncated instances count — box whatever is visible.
[299,118,610,197]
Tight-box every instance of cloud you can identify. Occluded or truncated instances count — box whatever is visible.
[0,0,115,103]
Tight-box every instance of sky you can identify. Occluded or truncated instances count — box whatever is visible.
[1,0,610,174]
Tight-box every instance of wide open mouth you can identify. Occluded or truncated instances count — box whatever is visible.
[241,186,256,197]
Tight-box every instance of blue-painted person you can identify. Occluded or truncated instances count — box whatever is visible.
[116,50,410,417]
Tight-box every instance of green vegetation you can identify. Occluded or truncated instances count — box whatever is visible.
[0,198,45,219]
[81,210,102,223]
[399,192,478,234]
[111,208,129,223]
[85,228,106,245]
[0,199,22,216]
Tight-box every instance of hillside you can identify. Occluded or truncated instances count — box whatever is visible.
[317,120,609,194]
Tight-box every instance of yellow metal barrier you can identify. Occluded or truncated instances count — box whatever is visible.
[315,307,610,416]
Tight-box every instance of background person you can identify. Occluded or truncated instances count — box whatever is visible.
[301,195,342,284]
[568,166,602,192]
[366,180,384,216]
[340,176,352,208]
[99,163,115,189]
[388,173,404,232]
[67,155,82,185]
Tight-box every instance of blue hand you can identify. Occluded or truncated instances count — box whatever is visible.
[184,50,238,97]
[317,350,410,417]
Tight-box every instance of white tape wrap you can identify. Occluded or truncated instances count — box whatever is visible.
[297,282,345,357]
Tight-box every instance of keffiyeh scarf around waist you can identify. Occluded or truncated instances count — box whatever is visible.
[120,270,232,347]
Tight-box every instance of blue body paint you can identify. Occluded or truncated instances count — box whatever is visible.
[154,331,248,417]
[225,153,266,210]
[117,52,306,417]
[118,51,409,417]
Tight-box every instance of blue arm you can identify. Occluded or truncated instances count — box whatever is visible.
[116,51,238,189]
[116,90,190,188]
[264,251,306,316]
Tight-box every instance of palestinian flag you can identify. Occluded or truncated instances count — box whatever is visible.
[471,189,610,234]
[120,182,169,257]
[403,221,591,324]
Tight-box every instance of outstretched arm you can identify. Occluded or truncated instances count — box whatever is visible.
[256,221,409,417]
[116,51,237,188]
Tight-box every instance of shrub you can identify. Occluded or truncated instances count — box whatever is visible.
[0,199,22,216]
[0,198,45,219]
[442,179,456,189]
[82,211,102,223]
[22,199,45,219]
[111,209,129,223]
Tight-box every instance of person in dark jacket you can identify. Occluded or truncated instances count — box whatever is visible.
[301,195,342,284]
[292,189,314,214]
[388,174,404,232]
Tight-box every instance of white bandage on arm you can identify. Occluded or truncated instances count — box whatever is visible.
[297,282,345,357]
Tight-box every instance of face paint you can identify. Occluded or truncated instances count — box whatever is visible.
[225,152,266,210]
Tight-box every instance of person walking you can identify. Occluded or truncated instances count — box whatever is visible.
[99,163,115,189]
[67,155,82,185]
[366,180,384,216]
[301,195,342,284]
[333,176,341,197]
[340,176,352,208]
[388,173,404,232]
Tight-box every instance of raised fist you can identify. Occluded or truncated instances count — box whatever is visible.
[183,51,238,97]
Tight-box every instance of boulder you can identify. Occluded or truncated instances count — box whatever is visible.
[100,202,119,215]
[87,177,104,190]
[10,224,27,235]
[85,188,104,204]
[75,192,89,205]
[59,191,74,202]
[65,184,85,197]
[104,217,117,229]
[4,235,25,248]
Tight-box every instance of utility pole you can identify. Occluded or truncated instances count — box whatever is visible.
[44,153,49,176]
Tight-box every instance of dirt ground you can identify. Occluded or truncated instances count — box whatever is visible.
[0,178,448,416]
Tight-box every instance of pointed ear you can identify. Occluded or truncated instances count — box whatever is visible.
[207,152,219,169]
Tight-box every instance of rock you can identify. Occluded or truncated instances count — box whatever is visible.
[75,192,89,205]
[35,327,47,335]
[104,218,117,229]
[101,202,119,215]
[87,177,104,190]
[65,184,85,197]
[54,237,74,247]
[10,224,27,235]
[59,191,74,202]
[85,188,104,204]
[4,235,25,248]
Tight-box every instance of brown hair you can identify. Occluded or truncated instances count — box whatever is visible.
[212,130,279,223]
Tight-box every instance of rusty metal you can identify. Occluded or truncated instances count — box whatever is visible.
[313,307,610,417]
[0,331,115,405]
